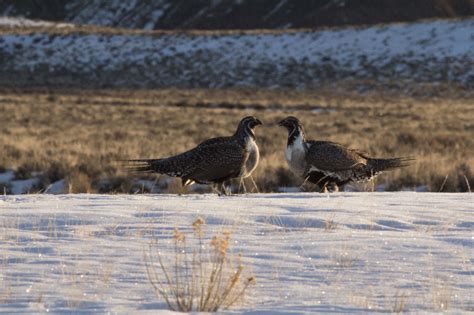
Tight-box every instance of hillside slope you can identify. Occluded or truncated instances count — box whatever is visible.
[0,0,472,30]
[0,18,472,89]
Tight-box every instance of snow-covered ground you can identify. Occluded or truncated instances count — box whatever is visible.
[0,193,472,313]
[0,171,40,195]
[0,17,73,29]
[0,18,472,88]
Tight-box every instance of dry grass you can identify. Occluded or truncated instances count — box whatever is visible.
[0,23,316,36]
[0,262,12,304]
[430,281,452,311]
[333,252,356,268]
[0,87,473,193]
[0,17,469,37]
[333,245,358,268]
[392,291,409,313]
[145,217,255,312]
[324,215,338,231]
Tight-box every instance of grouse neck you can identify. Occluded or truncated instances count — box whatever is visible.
[287,127,305,146]
[234,125,256,143]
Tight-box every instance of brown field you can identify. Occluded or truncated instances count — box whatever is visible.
[0,17,462,36]
[0,87,473,193]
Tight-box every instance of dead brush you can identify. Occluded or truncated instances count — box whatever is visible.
[324,215,338,231]
[392,290,408,313]
[332,245,358,268]
[144,217,255,312]
[0,278,12,304]
[431,283,451,311]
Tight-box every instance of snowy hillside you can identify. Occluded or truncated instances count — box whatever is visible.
[0,0,472,30]
[0,18,472,89]
[0,193,472,313]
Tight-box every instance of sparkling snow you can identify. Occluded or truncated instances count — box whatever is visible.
[0,193,472,313]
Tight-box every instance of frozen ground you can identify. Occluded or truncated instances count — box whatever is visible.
[0,193,472,313]
[0,18,472,88]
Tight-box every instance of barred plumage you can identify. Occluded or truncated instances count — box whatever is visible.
[124,116,262,195]
[279,116,413,192]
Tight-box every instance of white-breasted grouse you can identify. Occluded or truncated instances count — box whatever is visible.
[125,116,262,195]
[278,116,412,192]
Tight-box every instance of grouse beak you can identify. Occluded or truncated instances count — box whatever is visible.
[255,118,263,126]
[278,119,286,127]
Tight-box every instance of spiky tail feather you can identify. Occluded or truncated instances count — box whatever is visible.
[121,158,186,178]
[120,159,162,173]
[367,157,414,173]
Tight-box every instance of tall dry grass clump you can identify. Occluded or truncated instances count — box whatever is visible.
[144,217,255,312]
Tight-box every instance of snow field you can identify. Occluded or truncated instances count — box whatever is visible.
[0,193,472,313]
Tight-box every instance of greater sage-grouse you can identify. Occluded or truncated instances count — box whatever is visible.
[125,116,262,195]
[279,116,412,192]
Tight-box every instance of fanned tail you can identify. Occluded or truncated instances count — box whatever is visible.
[368,157,415,174]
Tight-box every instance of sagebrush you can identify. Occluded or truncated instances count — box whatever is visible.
[144,217,255,312]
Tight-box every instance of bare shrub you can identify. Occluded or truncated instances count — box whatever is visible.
[0,183,11,195]
[0,277,12,304]
[332,245,357,268]
[324,215,338,231]
[65,171,92,193]
[392,291,408,313]
[145,217,255,312]
[464,175,471,192]
[13,164,35,180]
[431,283,451,311]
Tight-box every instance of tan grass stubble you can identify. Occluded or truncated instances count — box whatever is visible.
[0,88,473,193]
[144,217,255,312]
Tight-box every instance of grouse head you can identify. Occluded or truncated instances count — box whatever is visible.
[235,116,262,140]
[278,116,305,145]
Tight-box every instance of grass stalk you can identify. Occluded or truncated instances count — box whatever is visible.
[146,217,254,312]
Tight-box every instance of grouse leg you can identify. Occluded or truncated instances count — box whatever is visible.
[300,178,319,192]
[321,182,329,193]
[238,177,247,194]
[324,182,339,192]
[300,177,310,192]
[212,183,223,196]
[221,182,232,196]
[249,175,259,193]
